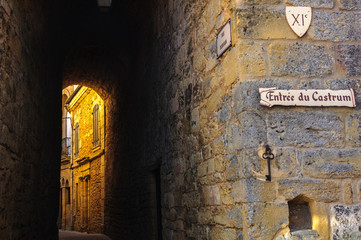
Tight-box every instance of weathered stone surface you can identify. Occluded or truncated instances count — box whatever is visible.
[238,112,267,148]
[272,148,301,178]
[290,230,321,240]
[331,205,361,240]
[286,0,333,8]
[225,155,244,181]
[270,43,333,77]
[226,118,242,153]
[232,178,276,203]
[236,7,297,40]
[268,112,344,147]
[342,179,353,204]
[202,185,221,206]
[217,98,231,123]
[309,11,361,41]
[182,191,200,208]
[339,0,361,10]
[278,179,341,202]
[237,0,281,5]
[346,113,361,147]
[232,78,293,113]
[214,205,243,228]
[335,45,361,77]
[310,201,329,239]
[244,202,288,240]
[327,79,361,110]
[239,41,267,76]
[212,227,237,240]
[225,148,268,181]
[302,149,361,178]
[222,45,241,87]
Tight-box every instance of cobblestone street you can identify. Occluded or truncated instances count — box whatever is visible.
[59,230,111,240]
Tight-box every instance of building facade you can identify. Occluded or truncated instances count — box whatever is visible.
[59,86,106,233]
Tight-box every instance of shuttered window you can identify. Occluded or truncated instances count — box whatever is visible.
[74,122,79,157]
[93,104,99,147]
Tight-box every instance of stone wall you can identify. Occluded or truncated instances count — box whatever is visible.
[144,0,361,239]
[0,0,61,239]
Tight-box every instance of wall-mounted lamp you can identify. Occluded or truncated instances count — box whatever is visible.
[97,0,112,11]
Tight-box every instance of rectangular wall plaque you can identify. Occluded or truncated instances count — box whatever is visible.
[217,19,232,58]
[260,88,356,108]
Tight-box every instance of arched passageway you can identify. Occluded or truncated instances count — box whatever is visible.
[0,0,160,239]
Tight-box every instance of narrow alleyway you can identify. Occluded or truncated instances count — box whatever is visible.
[59,230,111,240]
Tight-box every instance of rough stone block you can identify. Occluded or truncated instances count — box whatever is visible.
[342,179,353,204]
[286,0,333,8]
[346,113,361,147]
[270,43,333,77]
[302,149,361,179]
[272,148,301,178]
[339,0,361,10]
[267,112,344,147]
[225,149,267,181]
[212,227,237,240]
[164,192,175,209]
[335,45,361,77]
[225,155,243,181]
[197,161,208,177]
[327,79,361,110]
[309,11,361,42]
[232,178,276,203]
[226,118,242,153]
[225,205,243,228]
[309,201,329,239]
[185,208,198,224]
[182,191,200,208]
[217,98,231,123]
[239,41,267,76]
[244,202,288,240]
[205,87,225,115]
[290,230,321,240]
[278,179,341,202]
[238,112,267,148]
[193,48,206,72]
[241,149,264,179]
[222,46,241,87]
[236,7,297,40]
[214,205,243,228]
[232,78,293,113]
[331,205,361,240]
[203,185,221,206]
[236,0,281,5]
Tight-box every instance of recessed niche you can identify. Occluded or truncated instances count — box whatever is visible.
[288,195,312,231]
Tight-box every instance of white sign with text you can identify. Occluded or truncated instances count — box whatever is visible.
[217,19,232,58]
[260,88,356,108]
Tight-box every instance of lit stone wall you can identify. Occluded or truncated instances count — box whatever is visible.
[67,87,106,233]
[144,0,361,239]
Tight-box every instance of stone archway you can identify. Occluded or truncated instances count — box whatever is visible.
[61,45,129,236]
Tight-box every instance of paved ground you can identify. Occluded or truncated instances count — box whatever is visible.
[59,230,111,240]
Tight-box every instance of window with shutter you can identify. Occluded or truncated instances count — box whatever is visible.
[93,104,99,147]
[74,122,79,157]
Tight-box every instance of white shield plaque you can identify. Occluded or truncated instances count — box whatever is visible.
[286,6,312,37]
